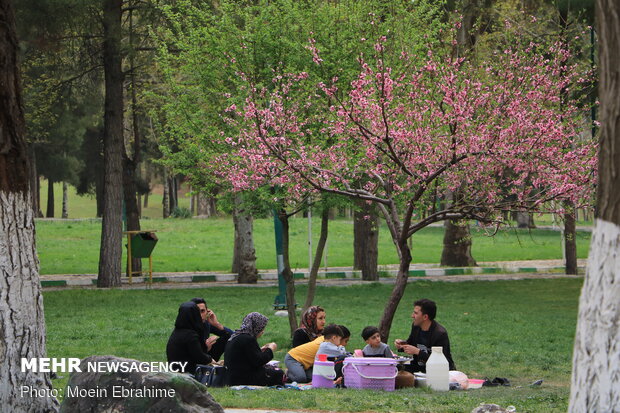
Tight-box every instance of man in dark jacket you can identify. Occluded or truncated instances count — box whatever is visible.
[191,297,233,361]
[394,298,456,373]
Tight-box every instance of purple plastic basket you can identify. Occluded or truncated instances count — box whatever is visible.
[343,358,398,391]
[312,360,336,388]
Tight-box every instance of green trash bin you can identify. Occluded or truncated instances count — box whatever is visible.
[130,232,158,258]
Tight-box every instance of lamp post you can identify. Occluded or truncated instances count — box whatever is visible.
[273,210,287,309]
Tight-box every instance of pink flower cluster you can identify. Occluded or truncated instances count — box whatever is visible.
[218,40,596,228]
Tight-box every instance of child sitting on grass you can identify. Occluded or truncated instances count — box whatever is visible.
[316,324,350,386]
[315,324,349,360]
[361,326,394,358]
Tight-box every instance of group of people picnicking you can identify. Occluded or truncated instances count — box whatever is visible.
[166,297,456,387]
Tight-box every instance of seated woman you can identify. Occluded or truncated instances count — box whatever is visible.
[166,302,212,375]
[224,312,282,386]
[292,305,326,347]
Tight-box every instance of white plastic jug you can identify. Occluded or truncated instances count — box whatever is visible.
[426,346,449,391]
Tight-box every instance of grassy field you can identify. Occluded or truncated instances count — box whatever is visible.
[45,278,582,412]
[35,217,592,275]
[38,180,192,220]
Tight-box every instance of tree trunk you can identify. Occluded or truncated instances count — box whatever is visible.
[232,194,258,283]
[197,193,216,217]
[97,0,124,288]
[564,202,577,275]
[353,201,379,280]
[142,162,150,209]
[441,2,480,267]
[28,143,42,217]
[162,169,170,218]
[61,181,68,218]
[441,219,477,267]
[303,208,329,312]
[441,190,476,267]
[123,156,141,275]
[0,0,59,408]
[514,211,536,228]
[45,179,54,217]
[279,211,298,335]
[168,175,178,212]
[95,172,104,218]
[569,1,620,410]
[378,241,412,342]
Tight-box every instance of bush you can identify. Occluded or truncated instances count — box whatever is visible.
[170,207,192,219]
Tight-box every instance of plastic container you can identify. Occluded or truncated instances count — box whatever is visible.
[426,346,449,391]
[468,379,485,389]
[414,372,428,388]
[342,358,398,391]
[312,360,336,388]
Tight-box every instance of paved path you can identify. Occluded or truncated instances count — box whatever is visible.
[39,259,586,290]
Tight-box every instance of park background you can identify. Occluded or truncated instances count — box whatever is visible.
[10,0,607,412]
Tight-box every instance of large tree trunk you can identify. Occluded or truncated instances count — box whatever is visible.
[353,201,379,280]
[564,202,577,275]
[45,179,54,217]
[231,194,258,283]
[378,240,412,342]
[441,219,477,267]
[61,181,68,218]
[279,211,298,335]
[303,208,329,312]
[97,0,124,288]
[123,43,143,274]
[441,2,480,267]
[0,1,59,409]
[123,156,141,275]
[569,1,620,410]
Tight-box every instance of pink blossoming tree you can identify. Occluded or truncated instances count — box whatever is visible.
[220,38,596,339]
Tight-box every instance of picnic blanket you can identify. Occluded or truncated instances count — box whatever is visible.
[230,383,313,391]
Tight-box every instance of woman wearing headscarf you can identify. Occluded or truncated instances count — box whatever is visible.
[224,312,282,386]
[291,305,326,347]
[166,302,212,374]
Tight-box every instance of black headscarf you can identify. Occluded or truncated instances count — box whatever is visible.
[174,301,207,350]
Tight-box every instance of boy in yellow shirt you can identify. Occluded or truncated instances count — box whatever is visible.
[285,336,324,383]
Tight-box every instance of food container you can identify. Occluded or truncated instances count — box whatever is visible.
[343,358,398,391]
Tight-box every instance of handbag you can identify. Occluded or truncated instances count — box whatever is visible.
[194,364,227,387]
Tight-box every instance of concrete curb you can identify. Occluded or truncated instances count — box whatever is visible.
[39,263,584,288]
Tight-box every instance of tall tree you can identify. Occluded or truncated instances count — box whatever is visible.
[440,0,487,267]
[569,0,619,410]
[98,0,124,287]
[0,0,59,410]
[221,35,596,340]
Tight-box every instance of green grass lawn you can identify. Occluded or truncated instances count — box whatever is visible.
[35,217,591,275]
[45,278,582,412]
[38,180,191,220]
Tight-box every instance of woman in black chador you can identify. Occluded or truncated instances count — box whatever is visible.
[166,301,212,375]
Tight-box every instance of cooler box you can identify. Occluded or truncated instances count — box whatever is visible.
[312,360,336,388]
[343,358,398,391]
